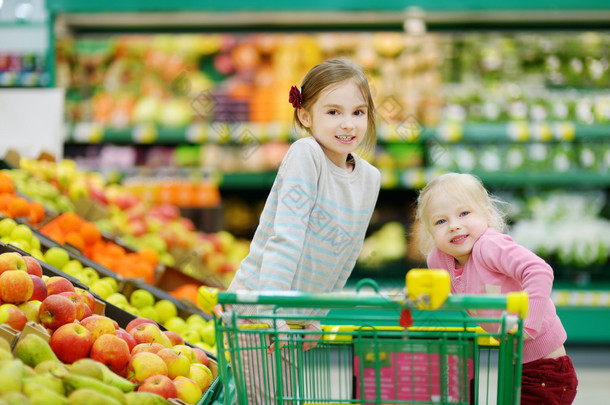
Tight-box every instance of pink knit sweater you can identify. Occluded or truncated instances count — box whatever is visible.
[427,228,567,363]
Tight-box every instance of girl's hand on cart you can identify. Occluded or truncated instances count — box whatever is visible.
[267,323,290,354]
[302,323,321,351]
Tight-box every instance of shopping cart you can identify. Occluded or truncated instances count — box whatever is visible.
[206,269,527,405]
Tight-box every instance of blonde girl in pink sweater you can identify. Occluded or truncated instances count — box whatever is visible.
[416,172,577,405]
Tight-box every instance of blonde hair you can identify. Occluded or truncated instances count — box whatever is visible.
[415,173,507,254]
[292,58,377,153]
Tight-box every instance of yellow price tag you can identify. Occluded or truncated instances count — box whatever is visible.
[186,123,208,143]
[132,124,158,143]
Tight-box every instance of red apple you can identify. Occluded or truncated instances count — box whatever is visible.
[157,347,191,379]
[81,304,92,319]
[163,330,184,346]
[125,317,158,333]
[18,300,41,323]
[90,333,131,374]
[131,342,165,356]
[129,322,164,345]
[172,344,195,364]
[0,270,33,303]
[137,374,178,400]
[0,252,27,276]
[29,275,47,302]
[80,314,116,342]
[23,256,43,278]
[0,303,27,330]
[45,276,75,295]
[173,375,202,405]
[38,295,77,330]
[49,322,93,363]
[58,291,88,321]
[189,363,214,392]
[127,352,168,383]
[116,328,137,352]
[192,347,209,366]
[74,287,95,312]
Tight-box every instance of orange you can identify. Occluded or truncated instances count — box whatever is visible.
[80,222,102,245]
[0,194,11,212]
[65,232,85,251]
[0,177,15,194]
[57,212,82,233]
[7,197,30,218]
[28,201,46,224]
[105,243,126,258]
[138,247,159,267]
[170,283,200,303]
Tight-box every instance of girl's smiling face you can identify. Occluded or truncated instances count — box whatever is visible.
[424,192,491,268]
[297,79,368,171]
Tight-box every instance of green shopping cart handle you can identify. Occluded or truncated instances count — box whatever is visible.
[216,290,528,318]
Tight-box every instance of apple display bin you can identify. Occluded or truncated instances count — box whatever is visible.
[0,241,89,291]
[212,279,527,405]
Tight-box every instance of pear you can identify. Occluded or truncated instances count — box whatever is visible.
[13,334,60,368]
[0,359,23,394]
[35,360,69,375]
[54,369,125,404]
[28,389,67,405]
[70,358,135,393]
[67,388,122,405]
[124,391,168,405]
[22,364,36,378]
[1,391,29,405]
[70,358,104,381]
[0,347,13,361]
[0,338,11,352]
[23,373,65,396]
[22,380,67,404]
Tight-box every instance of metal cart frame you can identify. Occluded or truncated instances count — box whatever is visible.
[207,270,527,405]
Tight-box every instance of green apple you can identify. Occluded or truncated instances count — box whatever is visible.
[0,218,17,237]
[163,316,188,335]
[8,239,30,253]
[138,305,159,323]
[61,259,83,277]
[181,329,202,344]
[43,247,70,270]
[10,224,33,243]
[154,299,178,323]
[197,323,216,346]
[106,292,129,306]
[30,249,45,261]
[82,267,100,284]
[186,313,208,328]
[100,277,118,294]
[130,289,155,309]
[89,280,113,299]
[29,236,41,251]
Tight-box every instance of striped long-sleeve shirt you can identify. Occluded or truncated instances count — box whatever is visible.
[227,136,380,327]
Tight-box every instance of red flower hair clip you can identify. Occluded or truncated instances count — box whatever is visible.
[288,86,303,109]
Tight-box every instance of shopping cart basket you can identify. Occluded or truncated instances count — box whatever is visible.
[207,269,527,405]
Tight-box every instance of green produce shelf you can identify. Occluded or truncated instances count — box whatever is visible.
[217,169,610,190]
[64,122,610,145]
